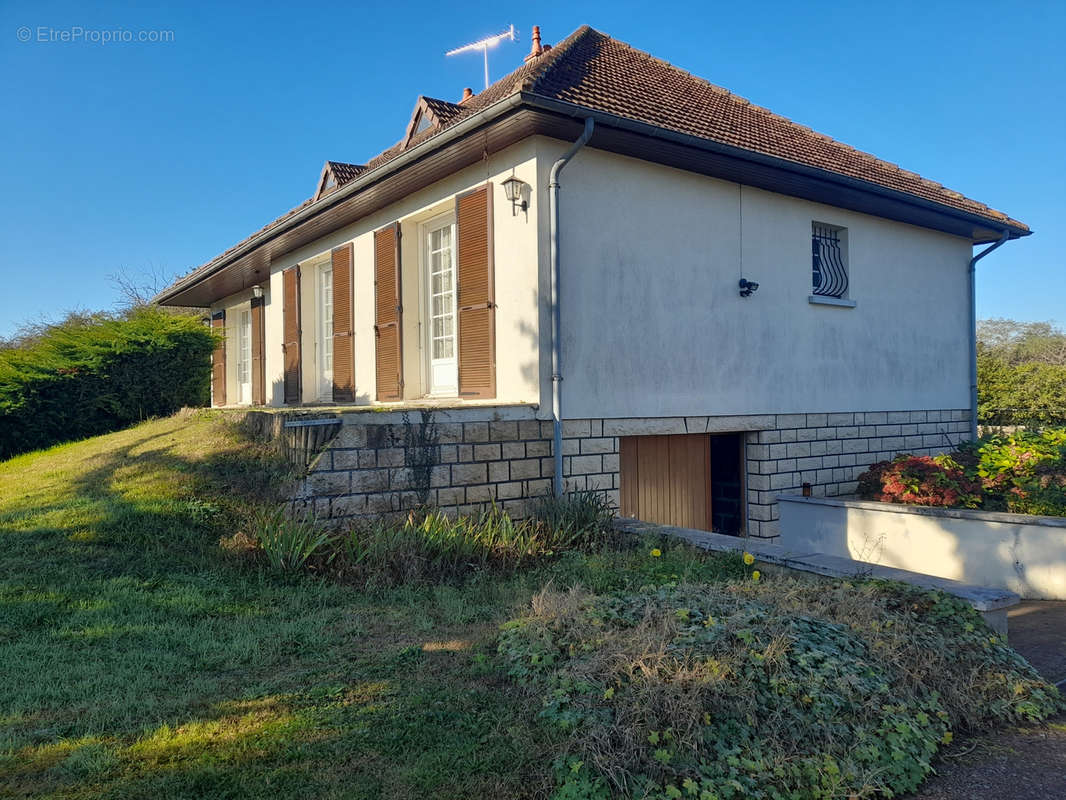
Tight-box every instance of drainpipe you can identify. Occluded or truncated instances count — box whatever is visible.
[549,117,594,497]
[969,229,1010,440]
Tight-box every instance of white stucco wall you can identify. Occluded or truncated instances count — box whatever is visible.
[211,139,542,407]
[546,144,974,419]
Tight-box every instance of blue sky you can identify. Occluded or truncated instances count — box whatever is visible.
[1,0,1063,338]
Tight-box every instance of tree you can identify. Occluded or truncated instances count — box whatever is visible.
[978,318,1066,426]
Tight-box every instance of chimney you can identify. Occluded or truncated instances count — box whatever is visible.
[525,25,544,61]
[458,87,474,105]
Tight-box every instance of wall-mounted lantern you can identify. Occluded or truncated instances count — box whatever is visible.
[501,175,529,216]
[251,285,264,299]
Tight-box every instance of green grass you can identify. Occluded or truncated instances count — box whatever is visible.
[0,410,741,798]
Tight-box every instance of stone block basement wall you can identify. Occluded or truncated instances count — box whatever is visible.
[285,406,971,540]
[289,406,617,523]
[743,409,972,539]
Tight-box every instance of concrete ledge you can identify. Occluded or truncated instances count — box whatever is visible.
[613,517,1021,615]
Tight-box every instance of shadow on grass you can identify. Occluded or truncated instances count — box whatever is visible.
[0,414,557,799]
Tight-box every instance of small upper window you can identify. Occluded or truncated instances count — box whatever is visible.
[414,113,432,134]
[811,222,848,298]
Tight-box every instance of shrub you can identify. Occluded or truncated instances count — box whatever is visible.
[253,507,332,572]
[498,577,1062,800]
[965,428,1066,515]
[856,454,982,507]
[0,309,214,459]
[858,429,1066,516]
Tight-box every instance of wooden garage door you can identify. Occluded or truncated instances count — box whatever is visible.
[619,434,712,530]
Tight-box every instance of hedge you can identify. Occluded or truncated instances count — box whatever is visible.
[0,309,216,460]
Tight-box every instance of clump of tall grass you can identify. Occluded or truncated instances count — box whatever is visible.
[334,492,615,588]
[252,507,332,572]
[250,490,617,582]
[529,489,616,549]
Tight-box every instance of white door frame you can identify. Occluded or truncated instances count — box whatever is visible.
[237,308,252,405]
[419,212,458,397]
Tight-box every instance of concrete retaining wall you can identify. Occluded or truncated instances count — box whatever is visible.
[778,495,1066,600]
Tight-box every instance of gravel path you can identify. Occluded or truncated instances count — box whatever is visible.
[909,601,1066,799]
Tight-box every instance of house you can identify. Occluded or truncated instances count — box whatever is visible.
[154,25,1030,539]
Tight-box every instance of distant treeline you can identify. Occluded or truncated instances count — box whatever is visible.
[978,318,1066,427]
[0,309,215,460]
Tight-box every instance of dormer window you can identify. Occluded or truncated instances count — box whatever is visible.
[414,113,432,134]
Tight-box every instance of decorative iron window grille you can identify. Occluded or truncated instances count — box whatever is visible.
[812,224,848,298]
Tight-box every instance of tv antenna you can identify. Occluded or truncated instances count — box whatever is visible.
[446,25,517,90]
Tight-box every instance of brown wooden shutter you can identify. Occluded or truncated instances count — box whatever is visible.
[455,183,496,398]
[373,223,403,401]
[331,243,355,402]
[282,266,302,405]
[210,310,226,406]
[250,295,266,405]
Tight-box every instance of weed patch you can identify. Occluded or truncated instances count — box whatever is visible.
[499,577,1063,799]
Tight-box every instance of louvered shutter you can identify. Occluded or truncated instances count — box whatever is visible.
[210,310,226,406]
[455,183,496,398]
[250,295,266,406]
[374,223,403,401]
[282,266,302,404]
[331,243,355,402]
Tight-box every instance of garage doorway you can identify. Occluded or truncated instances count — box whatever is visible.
[619,432,744,534]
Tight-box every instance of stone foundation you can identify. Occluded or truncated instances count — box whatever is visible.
[282,405,971,540]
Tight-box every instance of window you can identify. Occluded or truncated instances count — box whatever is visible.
[811,222,848,299]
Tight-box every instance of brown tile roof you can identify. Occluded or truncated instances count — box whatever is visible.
[320,25,1028,231]
[326,161,367,185]
[519,27,1025,230]
[421,96,465,126]
[165,25,1025,299]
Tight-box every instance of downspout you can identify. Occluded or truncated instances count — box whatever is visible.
[968,229,1010,440]
[549,117,595,496]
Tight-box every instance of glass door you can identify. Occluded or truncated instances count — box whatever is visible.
[237,309,252,404]
[318,266,333,400]
[425,220,457,395]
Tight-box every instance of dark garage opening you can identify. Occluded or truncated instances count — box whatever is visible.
[710,433,744,535]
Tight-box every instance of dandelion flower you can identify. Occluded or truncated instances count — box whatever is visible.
[743,552,755,566]
[751,570,761,582]
[650,548,662,558]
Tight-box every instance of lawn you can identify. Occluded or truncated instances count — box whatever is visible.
[0,411,743,798]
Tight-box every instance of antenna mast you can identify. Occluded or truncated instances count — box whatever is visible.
[445,25,517,90]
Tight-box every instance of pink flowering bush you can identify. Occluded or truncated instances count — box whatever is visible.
[857,455,982,508]
[858,429,1066,516]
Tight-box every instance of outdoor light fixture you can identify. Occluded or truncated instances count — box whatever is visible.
[252,285,264,299]
[738,278,760,297]
[501,175,529,215]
